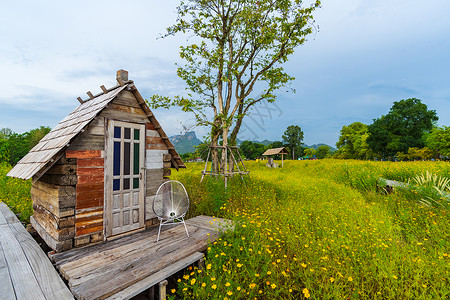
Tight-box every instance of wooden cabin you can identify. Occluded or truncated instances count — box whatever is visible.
[7,70,186,252]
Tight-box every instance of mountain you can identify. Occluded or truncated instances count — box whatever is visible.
[169,131,202,154]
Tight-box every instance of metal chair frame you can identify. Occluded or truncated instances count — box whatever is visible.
[153,180,190,242]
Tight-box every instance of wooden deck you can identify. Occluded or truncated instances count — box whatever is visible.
[0,202,74,300]
[50,215,232,300]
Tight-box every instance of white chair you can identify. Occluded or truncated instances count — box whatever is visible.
[153,180,189,242]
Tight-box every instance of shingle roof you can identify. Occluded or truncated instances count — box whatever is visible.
[262,147,289,156]
[7,76,185,180]
[7,85,128,180]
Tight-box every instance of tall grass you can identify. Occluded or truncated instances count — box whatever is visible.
[0,162,32,223]
[171,160,449,299]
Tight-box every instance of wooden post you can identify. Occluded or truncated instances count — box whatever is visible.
[159,280,168,300]
[198,257,205,271]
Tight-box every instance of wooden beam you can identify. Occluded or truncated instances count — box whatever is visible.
[77,97,85,104]
[100,85,108,93]
[87,91,94,99]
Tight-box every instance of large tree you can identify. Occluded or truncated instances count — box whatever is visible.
[426,126,450,158]
[367,98,438,157]
[336,122,370,159]
[282,125,304,159]
[148,0,320,174]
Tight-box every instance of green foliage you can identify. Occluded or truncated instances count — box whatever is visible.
[426,125,450,157]
[367,98,438,157]
[282,125,304,159]
[0,139,10,163]
[0,163,32,223]
[0,126,51,165]
[336,122,370,159]
[303,147,316,158]
[315,144,331,159]
[240,141,266,160]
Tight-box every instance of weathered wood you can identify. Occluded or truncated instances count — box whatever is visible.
[146,136,168,150]
[68,133,105,151]
[33,204,75,229]
[8,222,75,299]
[109,104,146,115]
[159,280,168,300]
[0,239,16,300]
[163,153,172,162]
[32,194,75,219]
[163,168,171,177]
[66,150,103,159]
[50,216,230,300]
[146,169,164,195]
[31,180,76,210]
[39,173,77,186]
[45,164,77,175]
[30,216,73,252]
[0,221,47,300]
[99,106,149,124]
[70,227,214,299]
[32,209,75,241]
[102,251,200,299]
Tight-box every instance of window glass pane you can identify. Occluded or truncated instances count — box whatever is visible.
[114,126,121,138]
[133,177,139,189]
[113,179,120,191]
[124,142,130,175]
[133,143,139,175]
[134,129,140,140]
[123,178,130,190]
[113,141,120,176]
[124,128,131,139]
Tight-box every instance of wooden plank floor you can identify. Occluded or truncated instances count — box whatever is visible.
[0,202,74,300]
[51,215,232,300]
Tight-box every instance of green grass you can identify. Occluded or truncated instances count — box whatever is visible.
[0,162,32,223]
[170,160,449,299]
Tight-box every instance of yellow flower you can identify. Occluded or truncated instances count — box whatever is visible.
[392,275,398,280]
[225,282,231,287]
[171,289,176,293]
[190,278,196,285]
[227,291,233,296]
[211,277,216,281]
[249,283,256,289]
[237,263,243,268]
[301,263,307,268]
[212,284,217,290]
[348,277,353,282]
[271,283,276,289]
[267,271,272,275]
[303,288,311,298]
[330,277,335,283]
[237,286,241,291]
[202,283,206,287]
[183,275,189,280]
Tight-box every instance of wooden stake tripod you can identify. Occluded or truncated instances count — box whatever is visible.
[200,145,249,187]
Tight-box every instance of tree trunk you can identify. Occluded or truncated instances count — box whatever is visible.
[220,126,229,175]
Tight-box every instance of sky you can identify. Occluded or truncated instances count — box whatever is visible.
[1,0,450,147]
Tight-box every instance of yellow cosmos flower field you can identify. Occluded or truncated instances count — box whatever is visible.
[171,159,449,299]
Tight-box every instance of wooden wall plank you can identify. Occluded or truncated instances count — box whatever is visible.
[66,150,102,159]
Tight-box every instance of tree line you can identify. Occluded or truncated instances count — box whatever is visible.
[181,125,333,161]
[0,126,51,166]
[335,98,450,160]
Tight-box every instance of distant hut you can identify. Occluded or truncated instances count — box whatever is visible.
[7,70,185,252]
[262,147,289,167]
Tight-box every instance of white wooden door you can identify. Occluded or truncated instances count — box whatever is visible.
[105,120,145,237]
